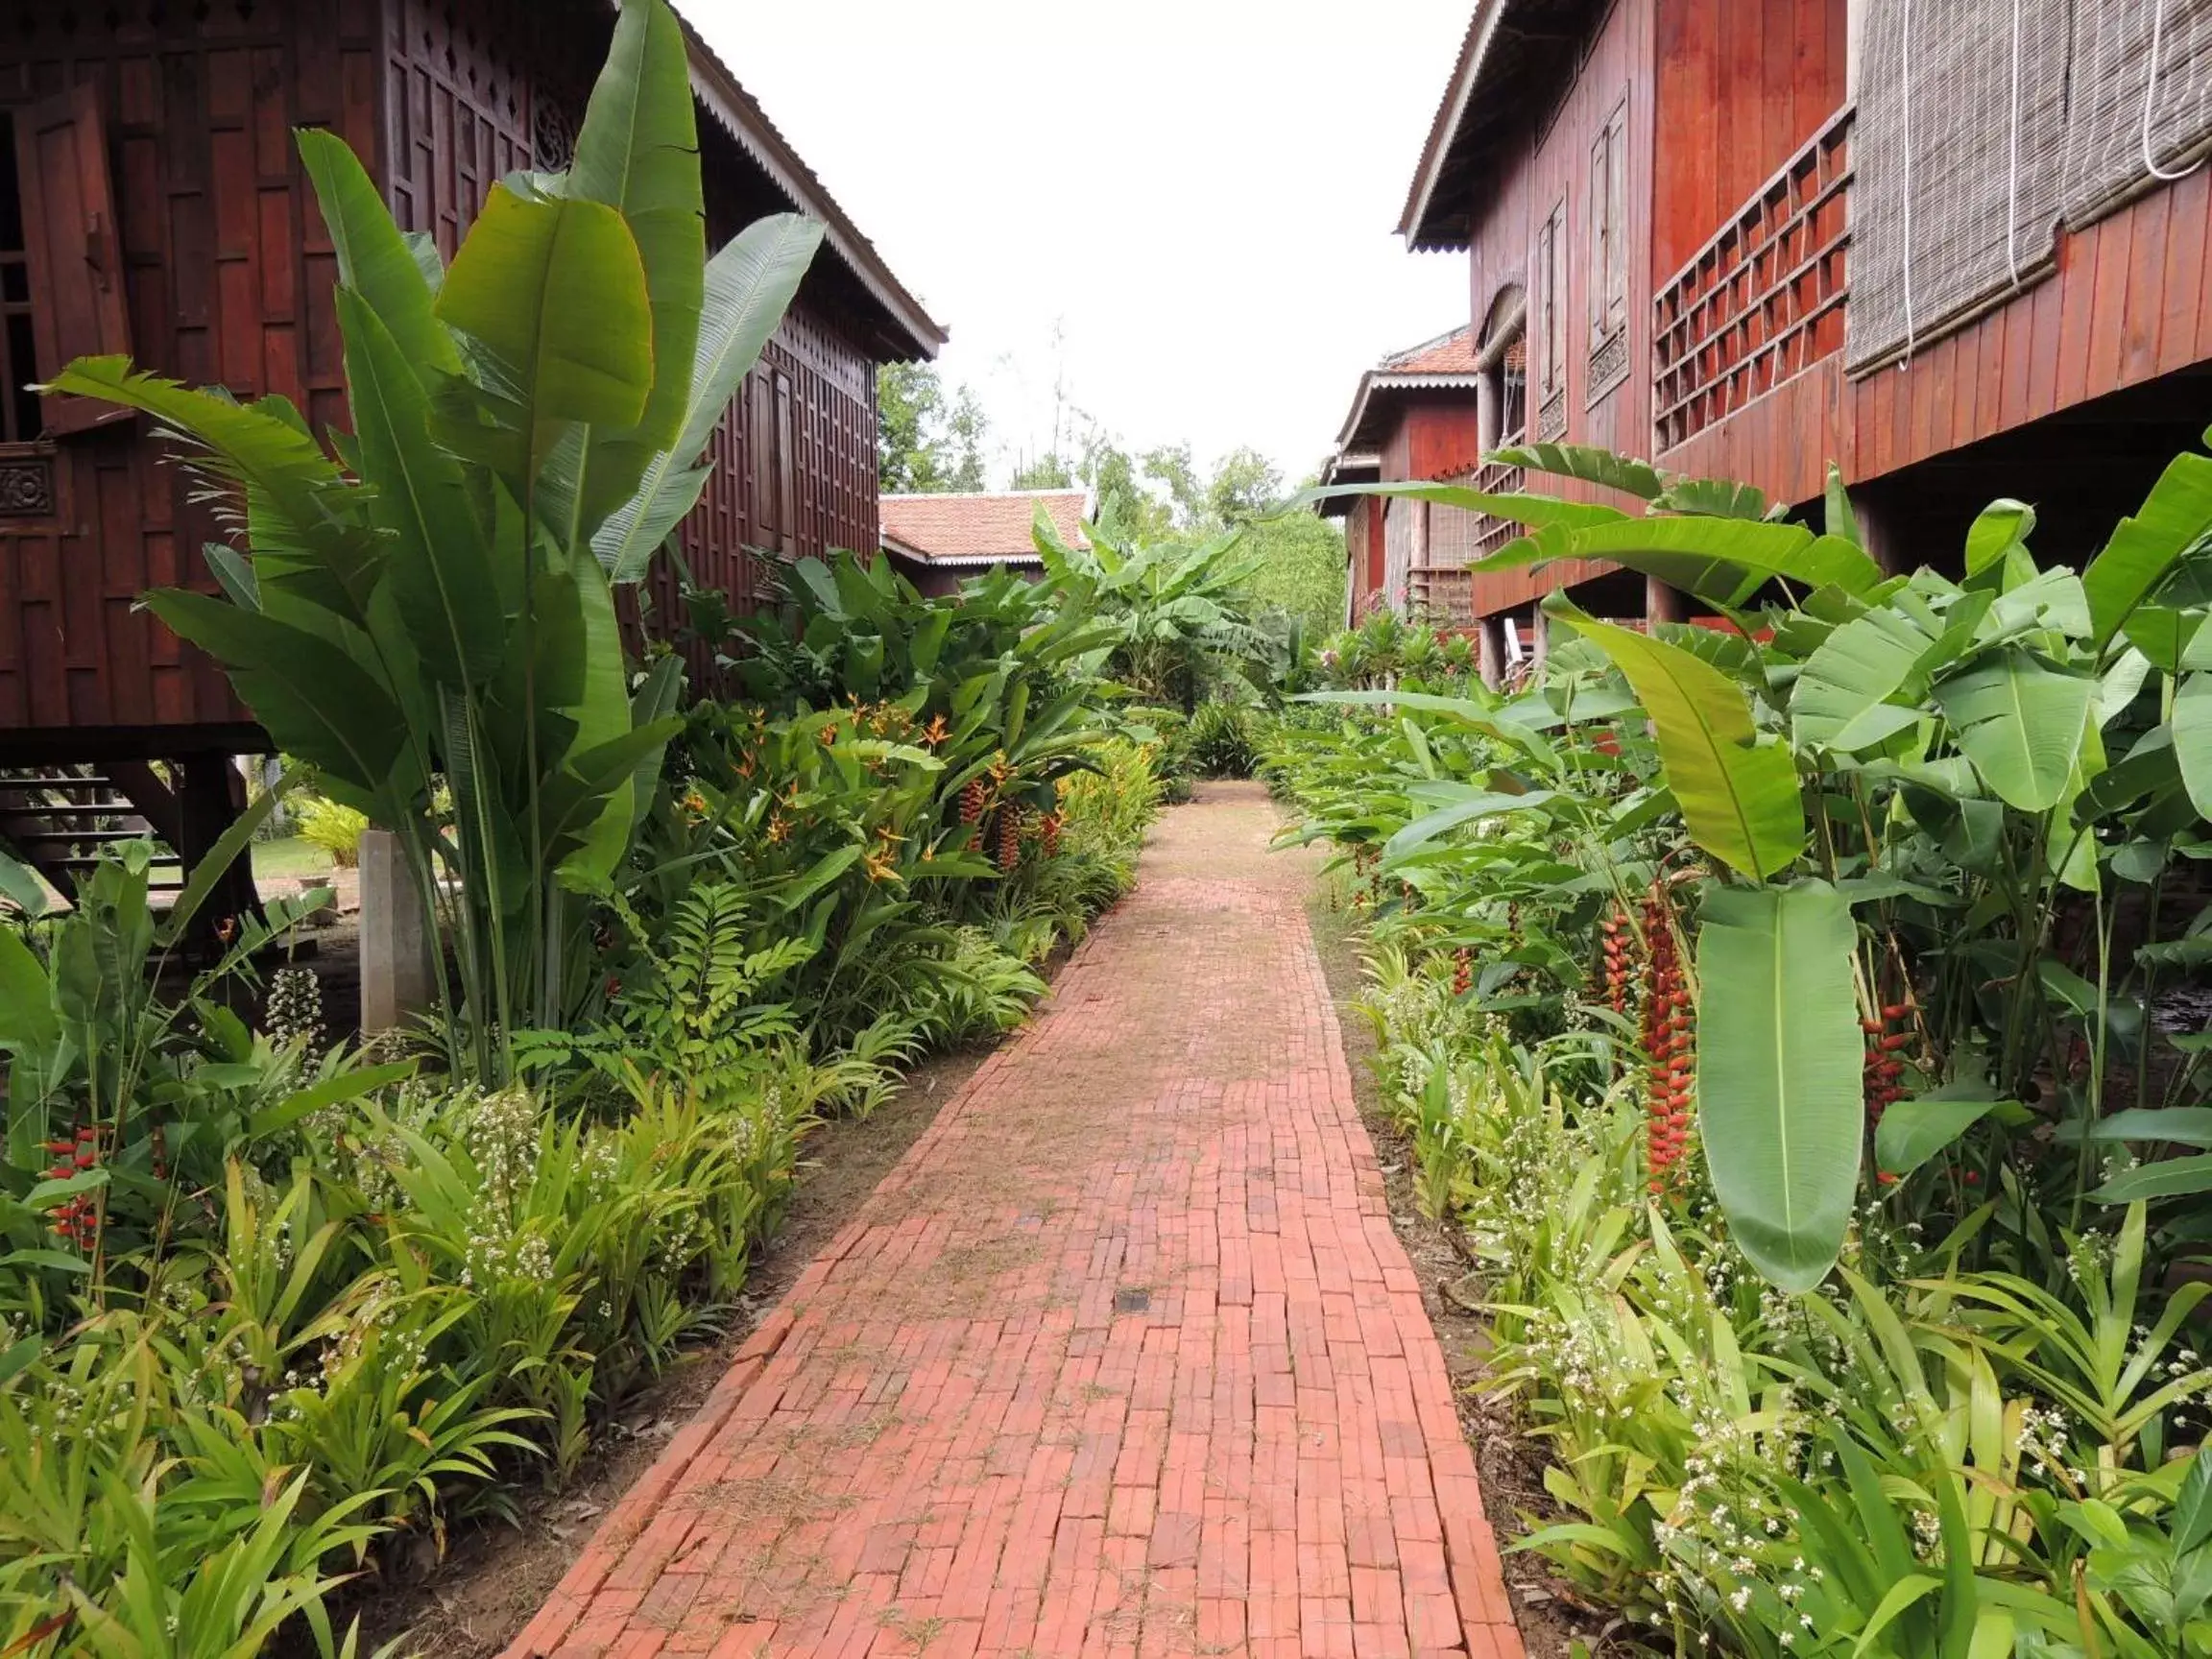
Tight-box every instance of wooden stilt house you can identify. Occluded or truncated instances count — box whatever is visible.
[0,0,944,905]
[1380,0,2212,669]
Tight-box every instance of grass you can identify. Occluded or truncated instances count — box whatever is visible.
[252,835,339,881]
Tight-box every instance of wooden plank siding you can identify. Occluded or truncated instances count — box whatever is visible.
[0,0,379,745]
[1662,172,2212,515]
[0,0,893,752]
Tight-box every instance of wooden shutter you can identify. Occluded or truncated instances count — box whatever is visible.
[1538,200,1569,399]
[1589,122,1611,351]
[15,84,132,437]
[1533,214,1554,397]
[1603,101,1628,339]
[1589,104,1629,349]
[773,371,795,553]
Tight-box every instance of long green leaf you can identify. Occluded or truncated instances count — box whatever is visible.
[143,589,415,808]
[296,128,459,383]
[1934,652,2097,812]
[433,181,654,484]
[1551,603,1803,879]
[1517,516,1883,606]
[1696,880,1863,1290]
[1792,606,1929,750]
[2091,1154,2212,1204]
[1874,1095,2006,1181]
[1281,476,1629,531]
[2173,671,2212,820]
[2082,448,2212,648]
[38,357,380,622]
[593,213,824,582]
[335,286,506,689]
[1491,441,1667,499]
[566,0,706,535]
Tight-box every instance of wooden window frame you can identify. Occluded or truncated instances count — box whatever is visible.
[1587,92,1631,407]
[1534,199,1569,442]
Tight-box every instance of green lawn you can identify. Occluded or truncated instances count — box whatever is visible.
[252,836,339,882]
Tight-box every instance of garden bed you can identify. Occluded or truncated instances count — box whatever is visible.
[327,1034,1012,1657]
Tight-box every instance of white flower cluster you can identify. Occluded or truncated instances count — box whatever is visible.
[264,965,325,1060]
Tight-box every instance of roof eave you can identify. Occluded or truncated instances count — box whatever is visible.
[673,13,949,361]
[1396,2,1509,252]
[1334,372,1485,454]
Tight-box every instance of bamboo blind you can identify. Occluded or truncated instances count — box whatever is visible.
[1846,0,2069,373]
[2062,0,2212,228]
[1850,0,2212,374]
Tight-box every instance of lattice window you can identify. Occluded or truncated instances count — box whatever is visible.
[1653,108,1852,452]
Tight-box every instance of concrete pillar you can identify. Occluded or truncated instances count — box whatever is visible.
[1529,608,1550,669]
[1477,616,1503,688]
[1645,575,1685,627]
[359,829,433,1035]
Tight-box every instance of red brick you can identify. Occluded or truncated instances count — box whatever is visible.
[497,790,1519,1658]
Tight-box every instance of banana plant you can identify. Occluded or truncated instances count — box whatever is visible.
[1303,425,2212,1289]
[41,0,823,1078]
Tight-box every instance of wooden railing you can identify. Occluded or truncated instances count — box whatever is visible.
[1653,107,1852,453]
[1401,456,1528,623]
[1407,566,1474,622]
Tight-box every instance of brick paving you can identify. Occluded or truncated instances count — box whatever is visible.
[507,783,1523,1659]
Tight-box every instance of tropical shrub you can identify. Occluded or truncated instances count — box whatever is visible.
[1280,432,2212,1656]
[1187,699,1261,779]
[294,795,369,869]
[43,0,822,1081]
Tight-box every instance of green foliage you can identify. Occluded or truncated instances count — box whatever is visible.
[1280,424,2212,1656]
[1034,511,1272,709]
[43,0,821,1082]
[1187,701,1261,780]
[877,362,988,494]
[294,796,368,869]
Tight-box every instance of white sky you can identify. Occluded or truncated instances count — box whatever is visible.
[684,1,1475,488]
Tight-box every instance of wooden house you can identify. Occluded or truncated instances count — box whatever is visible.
[1396,0,2212,666]
[1314,325,1485,624]
[878,490,1085,597]
[0,0,944,903]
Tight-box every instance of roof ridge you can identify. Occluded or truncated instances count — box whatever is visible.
[879,488,1089,501]
[1379,323,1475,368]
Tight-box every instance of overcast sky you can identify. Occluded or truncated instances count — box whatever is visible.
[685,1,1475,489]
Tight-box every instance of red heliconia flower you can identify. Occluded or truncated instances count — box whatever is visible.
[1640,879,1695,1190]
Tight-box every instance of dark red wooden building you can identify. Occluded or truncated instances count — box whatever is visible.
[0,0,943,893]
[1315,325,1486,625]
[1385,0,2212,668]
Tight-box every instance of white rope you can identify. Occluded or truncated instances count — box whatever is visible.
[2006,0,2025,290]
[1899,0,1916,370]
[2144,0,2208,182]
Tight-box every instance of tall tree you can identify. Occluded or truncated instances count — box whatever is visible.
[1009,450,1075,490]
[878,362,987,493]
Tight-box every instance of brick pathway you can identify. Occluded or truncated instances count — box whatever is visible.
[508,783,1523,1659]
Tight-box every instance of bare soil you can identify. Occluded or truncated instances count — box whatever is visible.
[327,1035,1011,1658]
[1300,855,1632,1659]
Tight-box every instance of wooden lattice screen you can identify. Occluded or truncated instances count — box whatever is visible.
[1653,109,1853,452]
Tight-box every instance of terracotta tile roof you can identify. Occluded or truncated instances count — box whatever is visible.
[1379,325,1479,374]
[878,490,1088,565]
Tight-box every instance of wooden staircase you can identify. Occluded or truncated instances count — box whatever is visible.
[0,762,186,905]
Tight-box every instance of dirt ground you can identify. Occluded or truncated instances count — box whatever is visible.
[1300,859,1626,1659]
